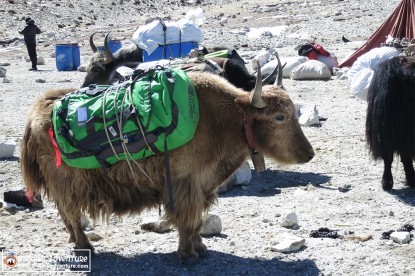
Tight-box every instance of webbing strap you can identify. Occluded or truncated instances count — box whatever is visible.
[164,136,174,212]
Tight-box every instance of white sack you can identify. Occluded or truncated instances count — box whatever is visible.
[347,47,400,101]
[347,47,400,82]
[290,60,331,80]
[349,68,374,101]
[132,16,204,55]
[261,56,308,79]
[316,54,339,72]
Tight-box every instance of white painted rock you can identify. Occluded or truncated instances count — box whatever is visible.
[0,141,16,158]
[2,77,11,83]
[77,64,87,72]
[37,56,45,65]
[390,232,411,244]
[271,233,305,253]
[280,210,298,228]
[200,214,222,235]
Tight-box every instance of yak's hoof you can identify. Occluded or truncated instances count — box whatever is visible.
[406,179,415,187]
[180,255,199,265]
[179,251,199,265]
[195,246,208,258]
[382,179,393,190]
[74,244,95,256]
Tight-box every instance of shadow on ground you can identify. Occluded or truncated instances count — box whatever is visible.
[388,185,415,206]
[89,250,320,276]
[221,169,331,198]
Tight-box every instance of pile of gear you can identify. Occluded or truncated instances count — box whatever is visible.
[381,37,415,56]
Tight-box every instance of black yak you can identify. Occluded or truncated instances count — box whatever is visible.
[366,55,415,190]
[21,57,314,264]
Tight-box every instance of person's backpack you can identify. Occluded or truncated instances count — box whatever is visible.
[51,66,199,169]
[298,42,331,60]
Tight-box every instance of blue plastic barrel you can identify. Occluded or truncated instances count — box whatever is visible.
[71,43,81,70]
[108,40,122,53]
[97,40,123,54]
[55,44,73,71]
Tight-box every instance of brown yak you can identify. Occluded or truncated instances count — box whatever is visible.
[21,57,314,264]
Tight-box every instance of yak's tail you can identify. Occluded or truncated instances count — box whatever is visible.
[20,120,46,196]
[366,56,415,159]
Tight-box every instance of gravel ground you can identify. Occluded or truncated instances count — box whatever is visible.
[1,0,415,275]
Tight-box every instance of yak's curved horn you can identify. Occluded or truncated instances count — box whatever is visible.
[273,52,283,87]
[103,31,114,64]
[250,60,267,108]
[89,32,98,53]
[261,62,279,86]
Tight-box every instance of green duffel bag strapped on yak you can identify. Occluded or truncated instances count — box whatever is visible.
[51,66,199,169]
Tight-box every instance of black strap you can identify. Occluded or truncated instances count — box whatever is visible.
[158,18,167,59]
[164,136,174,212]
[97,133,158,162]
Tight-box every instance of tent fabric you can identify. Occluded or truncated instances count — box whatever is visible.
[339,0,415,68]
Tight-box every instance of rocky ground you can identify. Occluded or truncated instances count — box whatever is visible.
[1,0,415,275]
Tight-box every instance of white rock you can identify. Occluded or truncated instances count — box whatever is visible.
[271,233,305,253]
[2,77,11,83]
[390,232,411,244]
[298,105,320,126]
[280,210,298,228]
[86,232,103,241]
[49,51,56,58]
[0,67,6,77]
[0,141,16,158]
[233,161,252,185]
[219,161,252,192]
[141,218,171,233]
[220,17,228,24]
[77,64,87,72]
[200,214,222,235]
[37,56,45,65]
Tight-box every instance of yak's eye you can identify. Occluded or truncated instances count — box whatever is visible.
[275,114,285,122]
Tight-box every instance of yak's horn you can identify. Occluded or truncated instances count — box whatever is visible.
[250,60,267,108]
[103,31,114,64]
[89,32,98,53]
[261,62,279,86]
[273,52,283,87]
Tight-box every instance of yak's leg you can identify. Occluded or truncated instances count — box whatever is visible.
[401,153,415,187]
[381,151,394,190]
[191,222,208,258]
[177,225,199,264]
[57,206,76,243]
[69,213,95,254]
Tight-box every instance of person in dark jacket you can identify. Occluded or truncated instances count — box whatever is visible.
[19,18,42,71]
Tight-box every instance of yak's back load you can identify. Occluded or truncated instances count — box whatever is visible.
[51,67,199,169]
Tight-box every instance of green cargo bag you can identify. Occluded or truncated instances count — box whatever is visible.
[51,67,199,169]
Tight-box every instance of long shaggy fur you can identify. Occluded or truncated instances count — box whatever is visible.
[366,56,415,159]
[21,72,314,262]
[366,56,415,190]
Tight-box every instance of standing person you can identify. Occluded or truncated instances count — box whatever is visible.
[19,18,41,71]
